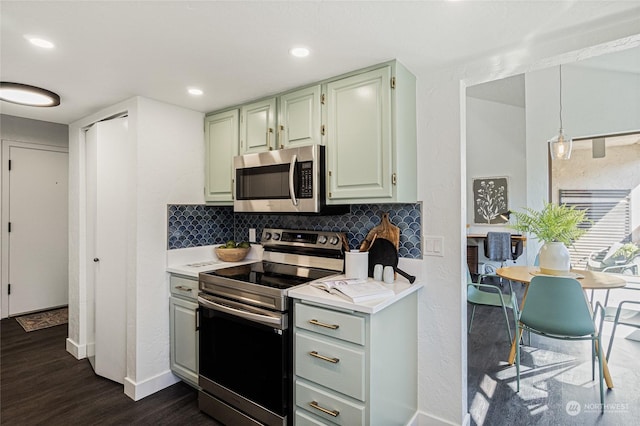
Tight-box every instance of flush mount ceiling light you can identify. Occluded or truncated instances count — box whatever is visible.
[548,64,572,160]
[0,82,61,107]
[289,47,310,58]
[24,35,55,49]
[188,87,204,96]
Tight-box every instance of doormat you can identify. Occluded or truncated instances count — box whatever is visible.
[15,307,68,332]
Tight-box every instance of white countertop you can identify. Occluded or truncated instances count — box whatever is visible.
[166,244,263,278]
[288,274,423,314]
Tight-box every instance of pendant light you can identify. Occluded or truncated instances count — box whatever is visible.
[548,64,572,160]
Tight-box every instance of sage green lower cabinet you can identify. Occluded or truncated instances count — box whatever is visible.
[292,293,417,425]
[169,274,199,387]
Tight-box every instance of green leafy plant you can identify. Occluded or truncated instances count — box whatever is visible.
[613,242,640,261]
[510,202,588,246]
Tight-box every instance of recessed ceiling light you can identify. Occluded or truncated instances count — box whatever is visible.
[289,47,310,58]
[0,82,60,107]
[188,87,204,96]
[24,35,55,49]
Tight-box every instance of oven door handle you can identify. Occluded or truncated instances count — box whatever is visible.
[199,297,283,327]
[288,153,299,206]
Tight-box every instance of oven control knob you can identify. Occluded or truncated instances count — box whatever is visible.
[329,236,340,245]
[317,235,327,244]
[273,233,281,241]
[263,232,272,241]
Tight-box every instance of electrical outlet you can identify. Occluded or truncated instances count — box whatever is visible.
[424,235,444,257]
[249,228,256,243]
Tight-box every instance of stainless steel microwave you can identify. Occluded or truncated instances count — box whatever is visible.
[233,145,347,214]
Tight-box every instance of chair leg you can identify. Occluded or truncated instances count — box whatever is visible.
[468,305,477,334]
[606,321,618,362]
[502,305,512,342]
[516,324,521,392]
[591,339,595,381]
[596,335,605,413]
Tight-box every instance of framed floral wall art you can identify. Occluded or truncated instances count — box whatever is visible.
[473,176,509,224]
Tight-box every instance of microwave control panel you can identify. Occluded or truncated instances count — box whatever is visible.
[299,161,313,198]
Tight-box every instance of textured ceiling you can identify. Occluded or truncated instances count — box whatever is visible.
[2,1,640,124]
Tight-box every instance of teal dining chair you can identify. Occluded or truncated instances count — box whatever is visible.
[467,266,518,342]
[515,276,605,412]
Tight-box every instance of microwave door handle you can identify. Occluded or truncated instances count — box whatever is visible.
[289,154,299,206]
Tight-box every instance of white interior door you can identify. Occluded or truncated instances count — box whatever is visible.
[85,117,128,384]
[8,145,68,316]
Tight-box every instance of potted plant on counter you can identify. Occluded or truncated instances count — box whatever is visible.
[511,202,588,275]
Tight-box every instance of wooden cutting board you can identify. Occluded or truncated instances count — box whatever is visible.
[359,212,400,251]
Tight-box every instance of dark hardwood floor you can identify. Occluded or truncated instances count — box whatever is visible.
[0,318,218,425]
[468,278,640,426]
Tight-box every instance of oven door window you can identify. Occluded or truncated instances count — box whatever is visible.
[199,305,288,416]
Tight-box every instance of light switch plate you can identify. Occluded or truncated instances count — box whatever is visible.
[424,235,444,257]
[249,228,256,243]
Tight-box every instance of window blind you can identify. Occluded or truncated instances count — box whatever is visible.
[559,189,631,269]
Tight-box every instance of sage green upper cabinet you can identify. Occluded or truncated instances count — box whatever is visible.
[278,85,322,149]
[240,98,277,154]
[204,109,238,204]
[324,62,417,204]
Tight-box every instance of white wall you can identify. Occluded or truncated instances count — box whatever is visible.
[466,97,528,267]
[131,97,204,391]
[1,114,68,147]
[67,97,204,400]
[563,65,640,139]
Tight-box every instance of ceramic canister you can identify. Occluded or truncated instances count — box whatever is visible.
[345,250,369,280]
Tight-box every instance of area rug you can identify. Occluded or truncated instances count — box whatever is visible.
[15,307,68,332]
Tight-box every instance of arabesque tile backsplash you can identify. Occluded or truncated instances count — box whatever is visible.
[167,203,422,258]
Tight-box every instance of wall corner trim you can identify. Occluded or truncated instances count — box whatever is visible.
[123,371,181,401]
[65,337,85,360]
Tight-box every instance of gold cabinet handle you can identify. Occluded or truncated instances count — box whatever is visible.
[309,351,339,364]
[278,125,284,149]
[309,401,339,417]
[267,127,273,150]
[308,319,339,330]
[175,285,192,292]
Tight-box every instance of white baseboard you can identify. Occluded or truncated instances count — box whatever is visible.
[415,411,471,426]
[65,337,86,359]
[124,370,181,401]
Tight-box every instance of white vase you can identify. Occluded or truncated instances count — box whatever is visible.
[538,242,571,275]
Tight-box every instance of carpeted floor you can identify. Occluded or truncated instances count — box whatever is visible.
[14,307,68,332]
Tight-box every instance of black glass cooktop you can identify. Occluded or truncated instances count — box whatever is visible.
[203,261,338,290]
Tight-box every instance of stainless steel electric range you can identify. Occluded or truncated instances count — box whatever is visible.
[197,228,346,425]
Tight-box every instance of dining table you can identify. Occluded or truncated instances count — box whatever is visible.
[497,265,627,389]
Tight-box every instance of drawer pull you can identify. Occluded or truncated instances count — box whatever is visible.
[308,319,339,330]
[175,286,192,292]
[309,351,339,364]
[309,401,339,417]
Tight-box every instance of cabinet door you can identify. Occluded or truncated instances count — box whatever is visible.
[278,85,322,149]
[325,66,392,202]
[240,98,276,154]
[205,110,238,203]
[170,296,199,387]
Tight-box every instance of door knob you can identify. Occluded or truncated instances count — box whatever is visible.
[93,258,100,262]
